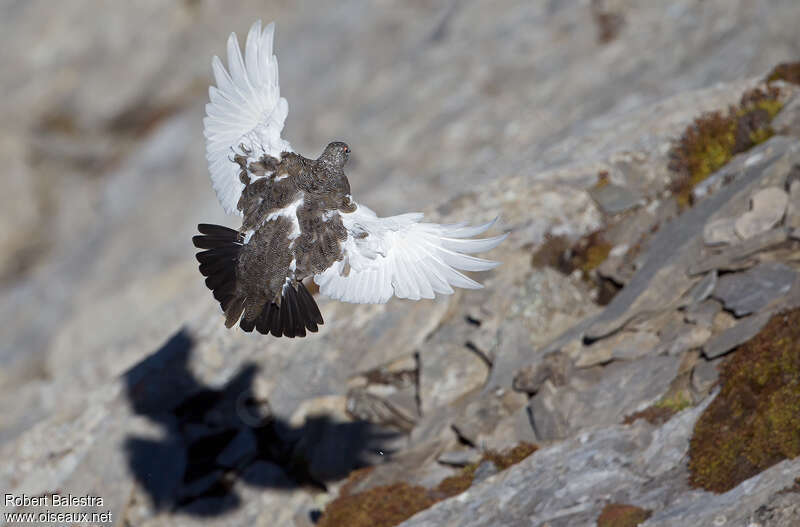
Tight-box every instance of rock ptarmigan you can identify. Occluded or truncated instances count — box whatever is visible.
[193,21,507,338]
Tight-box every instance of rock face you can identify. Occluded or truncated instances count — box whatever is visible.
[2,2,800,527]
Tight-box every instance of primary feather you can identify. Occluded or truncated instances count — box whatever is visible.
[203,20,291,215]
[313,205,507,304]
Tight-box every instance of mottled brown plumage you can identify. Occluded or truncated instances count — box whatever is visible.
[193,142,356,337]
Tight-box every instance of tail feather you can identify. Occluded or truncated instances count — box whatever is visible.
[193,223,324,338]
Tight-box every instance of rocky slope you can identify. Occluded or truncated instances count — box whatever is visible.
[2,1,800,526]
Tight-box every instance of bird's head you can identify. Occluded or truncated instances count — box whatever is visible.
[319,141,350,169]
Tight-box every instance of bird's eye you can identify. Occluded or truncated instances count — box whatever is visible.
[343,145,349,153]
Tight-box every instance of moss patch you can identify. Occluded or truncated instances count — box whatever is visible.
[596,504,652,527]
[623,390,692,426]
[531,229,619,306]
[668,86,783,209]
[766,61,800,85]
[688,308,800,493]
[318,443,538,527]
[317,482,436,527]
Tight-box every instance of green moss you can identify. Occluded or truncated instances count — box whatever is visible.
[688,308,800,493]
[623,390,692,426]
[766,61,800,85]
[596,504,652,527]
[568,231,613,275]
[318,443,538,527]
[669,86,783,209]
[435,442,539,498]
[317,482,436,527]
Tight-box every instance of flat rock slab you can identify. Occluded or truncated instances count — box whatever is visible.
[711,262,796,316]
[530,354,681,440]
[703,310,774,359]
[588,183,643,214]
[734,186,789,239]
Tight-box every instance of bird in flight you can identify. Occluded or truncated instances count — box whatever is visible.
[193,21,506,338]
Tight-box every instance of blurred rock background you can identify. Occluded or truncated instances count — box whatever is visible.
[2,1,800,526]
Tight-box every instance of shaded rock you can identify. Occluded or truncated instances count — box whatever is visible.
[702,310,773,359]
[216,429,257,468]
[711,262,796,316]
[289,396,349,429]
[346,386,418,432]
[734,186,789,239]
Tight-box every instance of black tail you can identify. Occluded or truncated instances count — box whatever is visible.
[193,223,324,338]
[243,281,324,338]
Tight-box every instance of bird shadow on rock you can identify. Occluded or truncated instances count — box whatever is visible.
[124,328,398,517]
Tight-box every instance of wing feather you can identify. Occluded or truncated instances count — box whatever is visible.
[204,20,292,216]
[314,204,506,304]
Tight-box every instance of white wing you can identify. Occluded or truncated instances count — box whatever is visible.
[314,204,507,304]
[203,20,292,215]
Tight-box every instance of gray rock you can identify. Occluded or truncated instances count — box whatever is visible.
[712,262,796,316]
[512,351,571,394]
[530,355,681,440]
[704,217,739,245]
[573,330,660,367]
[772,92,800,139]
[691,358,722,397]
[734,186,789,239]
[473,404,538,452]
[470,460,499,486]
[588,183,643,214]
[684,298,723,328]
[398,398,716,527]
[451,389,528,447]
[786,177,800,230]
[419,340,489,415]
[529,380,571,441]
[658,324,712,356]
[703,310,774,359]
[690,226,789,275]
[437,448,482,467]
[680,270,717,307]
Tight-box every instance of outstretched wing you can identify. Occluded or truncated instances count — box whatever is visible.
[203,20,292,215]
[313,204,507,304]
